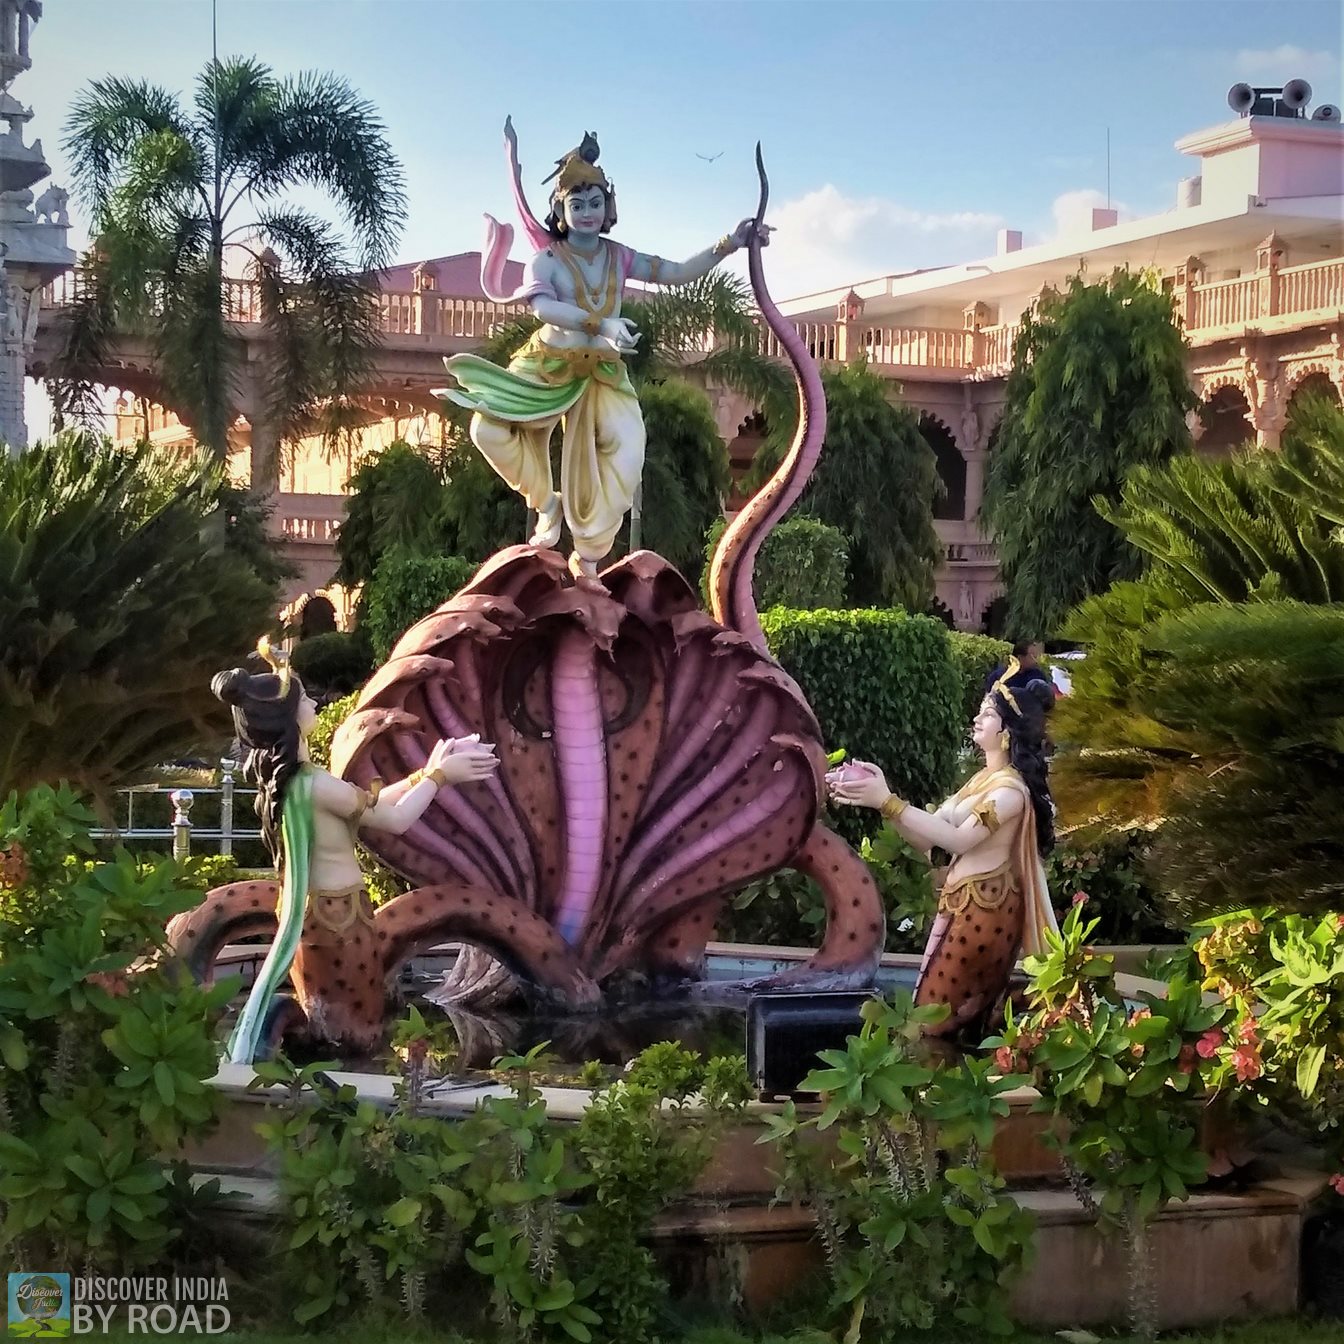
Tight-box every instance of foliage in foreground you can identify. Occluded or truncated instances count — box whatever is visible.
[761,992,1034,1339]
[0,784,232,1267]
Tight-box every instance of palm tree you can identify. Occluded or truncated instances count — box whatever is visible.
[56,57,406,496]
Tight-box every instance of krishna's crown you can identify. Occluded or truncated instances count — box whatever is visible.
[554,154,609,194]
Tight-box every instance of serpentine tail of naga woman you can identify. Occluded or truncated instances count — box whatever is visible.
[708,145,825,658]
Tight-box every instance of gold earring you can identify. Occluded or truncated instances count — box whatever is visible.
[999,731,1011,752]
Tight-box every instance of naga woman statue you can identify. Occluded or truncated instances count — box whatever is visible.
[194,641,499,1062]
[437,119,767,577]
[829,661,1060,1038]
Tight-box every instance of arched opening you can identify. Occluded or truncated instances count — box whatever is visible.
[1288,372,1341,426]
[919,414,966,520]
[727,411,768,509]
[297,594,338,639]
[982,594,1009,639]
[927,596,955,629]
[1196,385,1254,460]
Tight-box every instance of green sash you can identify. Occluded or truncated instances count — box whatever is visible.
[226,767,314,1064]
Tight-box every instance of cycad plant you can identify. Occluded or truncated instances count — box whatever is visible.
[0,433,278,800]
[53,57,406,491]
[1055,394,1344,917]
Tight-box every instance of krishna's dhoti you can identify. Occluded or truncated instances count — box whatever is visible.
[437,335,644,564]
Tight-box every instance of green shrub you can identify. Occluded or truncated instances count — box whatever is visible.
[702,516,849,609]
[762,608,962,810]
[945,630,1010,725]
[291,631,373,696]
[0,784,232,1268]
[362,548,478,662]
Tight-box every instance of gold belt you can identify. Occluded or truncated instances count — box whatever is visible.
[526,334,624,380]
[306,882,375,934]
[938,863,1018,916]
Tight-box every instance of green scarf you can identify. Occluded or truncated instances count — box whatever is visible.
[226,766,314,1064]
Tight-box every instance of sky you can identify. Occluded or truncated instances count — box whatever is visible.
[23,0,1344,335]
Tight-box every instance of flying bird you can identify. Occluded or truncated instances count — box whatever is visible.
[542,132,601,184]
[696,151,724,163]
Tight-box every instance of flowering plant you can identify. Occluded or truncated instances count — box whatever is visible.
[1192,908,1344,1187]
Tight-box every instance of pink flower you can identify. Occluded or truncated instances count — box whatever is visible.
[1196,1029,1225,1059]
[1329,1173,1344,1197]
[994,1046,1020,1075]
[1072,891,1088,907]
[1238,1018,1260,1046]
[1232,1043,1263,1083]
[1177,1044,1198,1075]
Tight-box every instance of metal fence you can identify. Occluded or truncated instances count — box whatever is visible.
[92,758,262,860]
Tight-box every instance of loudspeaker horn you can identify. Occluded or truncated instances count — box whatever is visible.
[1311,104,1342,123]
[1227,83,1257,114]
[1281,79,1312,110]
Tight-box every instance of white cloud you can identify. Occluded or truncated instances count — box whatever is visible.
[1047,188,1133,241]
[1232,44,1339,85]
[749,184,1004,300]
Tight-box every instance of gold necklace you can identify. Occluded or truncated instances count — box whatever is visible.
[557,240,616,316]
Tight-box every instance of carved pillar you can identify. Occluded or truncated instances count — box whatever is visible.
[1256,234,1286,322]
[836,289,863,365]
[1243,351,1287,451]
[1172,256,1202,329]
[963,301,990,369]
[963,451,988,519]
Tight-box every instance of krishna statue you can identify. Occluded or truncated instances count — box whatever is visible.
[436,120,767,577]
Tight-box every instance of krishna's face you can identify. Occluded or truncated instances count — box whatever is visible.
[561,185,608,237]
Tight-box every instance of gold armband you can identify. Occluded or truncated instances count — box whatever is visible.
[425,766,448,790]
[581,314,602,337]
[712,234,736,258]
[880,793,908,822]
[971,798,1002,834]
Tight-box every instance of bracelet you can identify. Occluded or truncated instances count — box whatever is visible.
[407,767,446,789]
[712,234,736,258]
[581,314,602,337]
[880,793,908,822]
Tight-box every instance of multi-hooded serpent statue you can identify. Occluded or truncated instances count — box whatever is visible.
[170,124,890,1060]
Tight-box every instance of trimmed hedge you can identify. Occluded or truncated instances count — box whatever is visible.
[363,548,478,662]
[702,516,849,610]
[291,631,373,697]
[761,607,962,807]
[945,630,1010,725]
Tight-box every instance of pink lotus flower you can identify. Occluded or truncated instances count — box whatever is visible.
[1196,1029,1225,1059]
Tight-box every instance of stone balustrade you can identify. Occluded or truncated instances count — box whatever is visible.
[41,252,1344,381]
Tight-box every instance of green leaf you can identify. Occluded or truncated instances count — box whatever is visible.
[385,1196,421,1227]
[1297,1043,1326,1098]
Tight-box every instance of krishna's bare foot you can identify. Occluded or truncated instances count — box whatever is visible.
[529,495,562,549]
[568,551,600,579]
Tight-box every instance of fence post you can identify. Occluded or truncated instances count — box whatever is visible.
[219,758,237,858]
[170,790,194,863]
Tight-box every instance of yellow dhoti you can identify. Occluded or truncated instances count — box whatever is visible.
[438,336,645,564]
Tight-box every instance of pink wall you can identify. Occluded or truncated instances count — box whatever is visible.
[372,251,523,298]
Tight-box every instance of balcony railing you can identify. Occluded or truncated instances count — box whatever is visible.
[39,252,1344,378]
